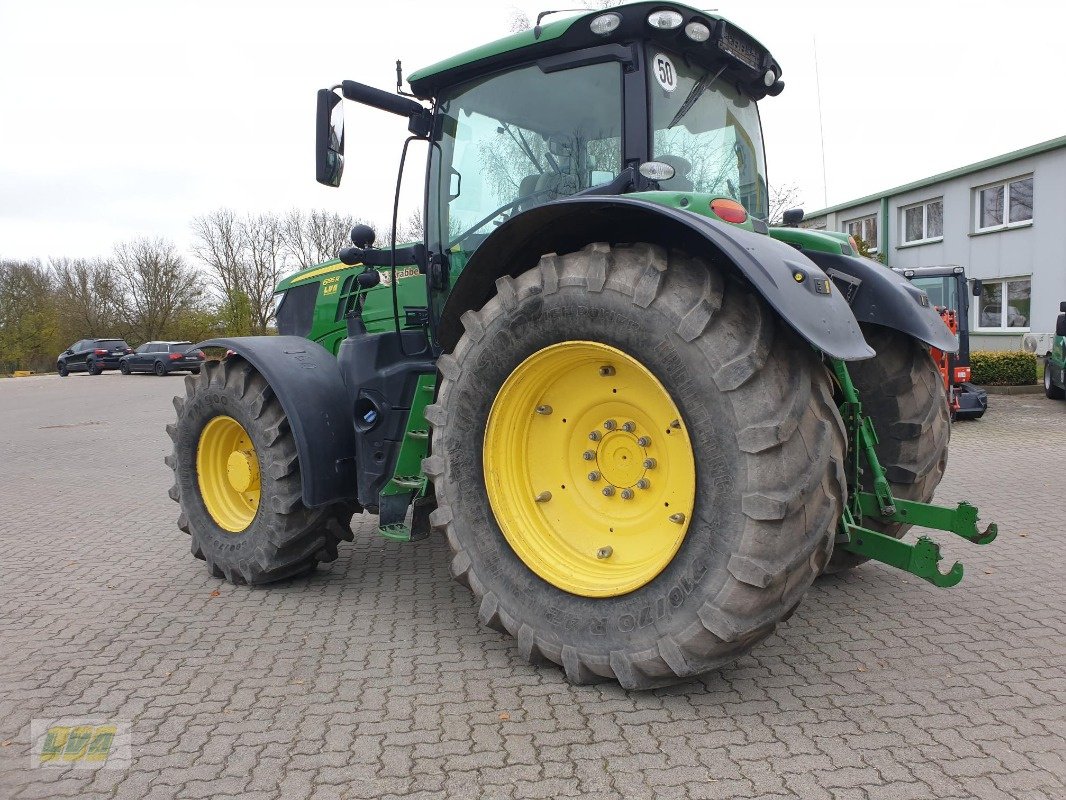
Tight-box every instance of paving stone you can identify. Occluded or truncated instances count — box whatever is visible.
[0,376,1063,799]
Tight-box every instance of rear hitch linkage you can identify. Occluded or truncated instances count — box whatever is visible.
[830,359,998,587]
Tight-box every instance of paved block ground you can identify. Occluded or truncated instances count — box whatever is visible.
[1,372,1063,799]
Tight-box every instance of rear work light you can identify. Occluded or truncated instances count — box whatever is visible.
[710,198,748,224]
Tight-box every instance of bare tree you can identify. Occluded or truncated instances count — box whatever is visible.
[113,237,203,342]
[767,182,804,225]
[0,259,58,371]
[243,213,289,333]
[507,7,531,33]
[281,208,358,267]
[50,256,124,339]
[191,208,246,306]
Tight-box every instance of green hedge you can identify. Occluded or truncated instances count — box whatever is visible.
[970,350,1037,386]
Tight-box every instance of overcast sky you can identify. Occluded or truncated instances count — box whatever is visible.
[2,0,1064,263]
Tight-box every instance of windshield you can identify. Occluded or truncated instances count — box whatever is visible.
[430,61,623,254]
[911,276,959,311]
[648,48,768,219]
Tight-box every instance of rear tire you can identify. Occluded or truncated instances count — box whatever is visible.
[154,361,167,376]
[166,358,357,584]
[87,359,102,375]
[1045,361,1064,399]
[825,324,950,573]
[425,243,846,688]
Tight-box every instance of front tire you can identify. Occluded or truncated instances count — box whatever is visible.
[825,325,950,573]
[166,358,356,584]
[120,361,131,375]
[1045,361,1065,399]
[58,362,69,377]
[425,243,846,688]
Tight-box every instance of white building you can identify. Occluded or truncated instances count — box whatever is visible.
[803,135,1066,351]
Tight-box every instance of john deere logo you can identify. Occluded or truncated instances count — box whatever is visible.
[31,719,130,769]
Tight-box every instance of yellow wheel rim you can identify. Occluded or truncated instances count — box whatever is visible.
[196,415,261,533]
[483,341,696,598]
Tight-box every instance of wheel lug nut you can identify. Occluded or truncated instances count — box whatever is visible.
[620,489,634,500]
[669,512,686,524]
[602,486,615,497]
[588,431,600,442]
[643,458,657,469]
[535,404,552,415]
[582,450,595,461]
[535,491,552,503]
[596,546,613,559]
[603,419,616,430]
[599,365,615,377]
[587,471,601,482]
[622,421,636,432]
[637,478,650,490]
[637,436,651,447]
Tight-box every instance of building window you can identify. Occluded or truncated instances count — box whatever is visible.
[843,215,878,252]
[974,175,1033,232]
[901,199,943,245]
[976,277,1031,330]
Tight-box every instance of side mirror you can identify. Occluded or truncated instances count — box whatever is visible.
[1057,315,1066,337]
[781,208,804,227]
[971,279,983,297]
[1059,300,1066,313]
[316,88,344,187]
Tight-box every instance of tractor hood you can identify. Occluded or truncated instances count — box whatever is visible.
[407,2,783,101]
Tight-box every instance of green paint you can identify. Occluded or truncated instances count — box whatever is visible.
[831,358,997,585]
[627,191,757,231]
[376,374,436,542]
[274,258,428,355]
[769,226,851,255]
[838,512,964,588]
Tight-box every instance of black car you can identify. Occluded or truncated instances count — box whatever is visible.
[57,338,133,376]
[120,341,205,376]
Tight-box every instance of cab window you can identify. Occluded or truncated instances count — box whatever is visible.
[430,61,623,256]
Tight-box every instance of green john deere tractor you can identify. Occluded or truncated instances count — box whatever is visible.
[167,3,997,688]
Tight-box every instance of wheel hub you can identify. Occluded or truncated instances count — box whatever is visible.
[483,341,696,598]
[226,449,258,493]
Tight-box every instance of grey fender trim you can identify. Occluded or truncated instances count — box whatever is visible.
[198,337,358,508]
[437,196,874,360]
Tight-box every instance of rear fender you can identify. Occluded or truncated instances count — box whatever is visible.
[198,336,358,507]
[803,251,959,353]
[437,196,874,360]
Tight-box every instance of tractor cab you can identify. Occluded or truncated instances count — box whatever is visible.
[315,2,784,339]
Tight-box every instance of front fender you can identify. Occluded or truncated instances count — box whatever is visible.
[802,252,959,353]
[198,337,358,508]
[438,196,874,360]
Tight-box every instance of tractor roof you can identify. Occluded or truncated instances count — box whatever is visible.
[407,2,782,102]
